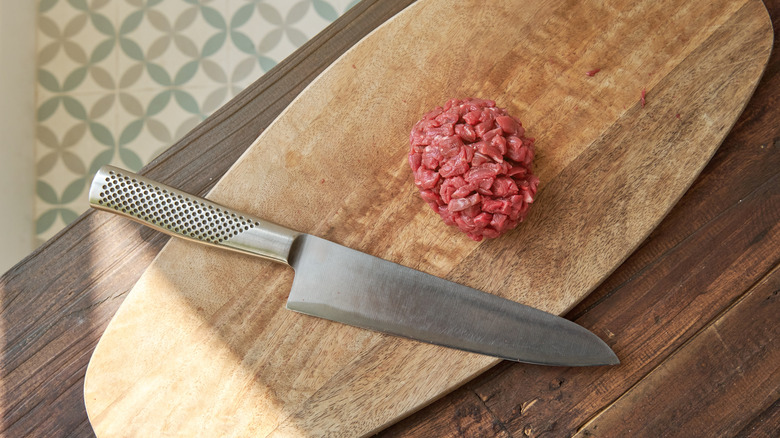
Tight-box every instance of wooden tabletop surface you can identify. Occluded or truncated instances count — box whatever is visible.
[2,0,778,436]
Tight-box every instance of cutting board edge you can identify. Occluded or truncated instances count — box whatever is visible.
[82,0,777,435]
[558,0,775,318]
[82,2,427,425]
[204,0,423,207]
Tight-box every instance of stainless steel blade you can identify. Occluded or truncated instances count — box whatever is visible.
[287,234,619,366]
[90,165,618,367]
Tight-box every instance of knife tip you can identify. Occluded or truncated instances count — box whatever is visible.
[580,332,620,367]
[604,350,620,366]
[593,340,620,366]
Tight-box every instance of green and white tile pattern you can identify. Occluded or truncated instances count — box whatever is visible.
[35,0,357,244]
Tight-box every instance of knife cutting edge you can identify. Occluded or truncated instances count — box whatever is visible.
[89,165,619,367]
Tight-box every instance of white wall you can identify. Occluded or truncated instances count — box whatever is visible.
[0,0,36,273]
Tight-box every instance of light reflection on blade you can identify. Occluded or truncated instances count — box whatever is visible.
[285,235,618,366]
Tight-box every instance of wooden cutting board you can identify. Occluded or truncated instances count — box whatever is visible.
[83,0,772,436]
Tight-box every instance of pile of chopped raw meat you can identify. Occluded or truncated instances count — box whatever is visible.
[408,98,539,241]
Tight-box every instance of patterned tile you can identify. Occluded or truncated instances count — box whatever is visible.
[34,0,359,244]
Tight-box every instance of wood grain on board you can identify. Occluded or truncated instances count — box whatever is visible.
[382,1,780,434]
[2,0,776,437]
[81,0,772,436]
[0,1,416,436]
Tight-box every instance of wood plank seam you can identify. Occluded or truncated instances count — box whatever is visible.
[1,2,423,436]
[456,0,774,320]
[571,144,779,323]
[572,197,780,433]
[574,260,780,435]
[574,182,777,323]
[36,0,772,432]
[734,397,780,437]
[565,159,780,433]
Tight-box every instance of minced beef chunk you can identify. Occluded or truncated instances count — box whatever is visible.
[409,98,539,241]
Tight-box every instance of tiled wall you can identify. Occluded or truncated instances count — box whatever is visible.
[33,0,357,246]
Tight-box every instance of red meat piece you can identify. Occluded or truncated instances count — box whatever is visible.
[409,98,539,241]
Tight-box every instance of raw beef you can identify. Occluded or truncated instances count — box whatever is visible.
[409,98,539,241]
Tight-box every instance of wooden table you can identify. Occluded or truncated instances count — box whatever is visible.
[2,1,778,436]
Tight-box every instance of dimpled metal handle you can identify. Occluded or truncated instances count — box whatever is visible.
[89,165,300,265]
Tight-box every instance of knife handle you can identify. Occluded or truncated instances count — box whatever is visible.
[89,165,299,265]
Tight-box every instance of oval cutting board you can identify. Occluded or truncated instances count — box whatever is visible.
[83,0,773,436]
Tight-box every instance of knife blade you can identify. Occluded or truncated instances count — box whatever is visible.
[89,165,618,366]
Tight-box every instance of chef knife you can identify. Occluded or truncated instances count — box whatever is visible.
[89,165,618,366]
